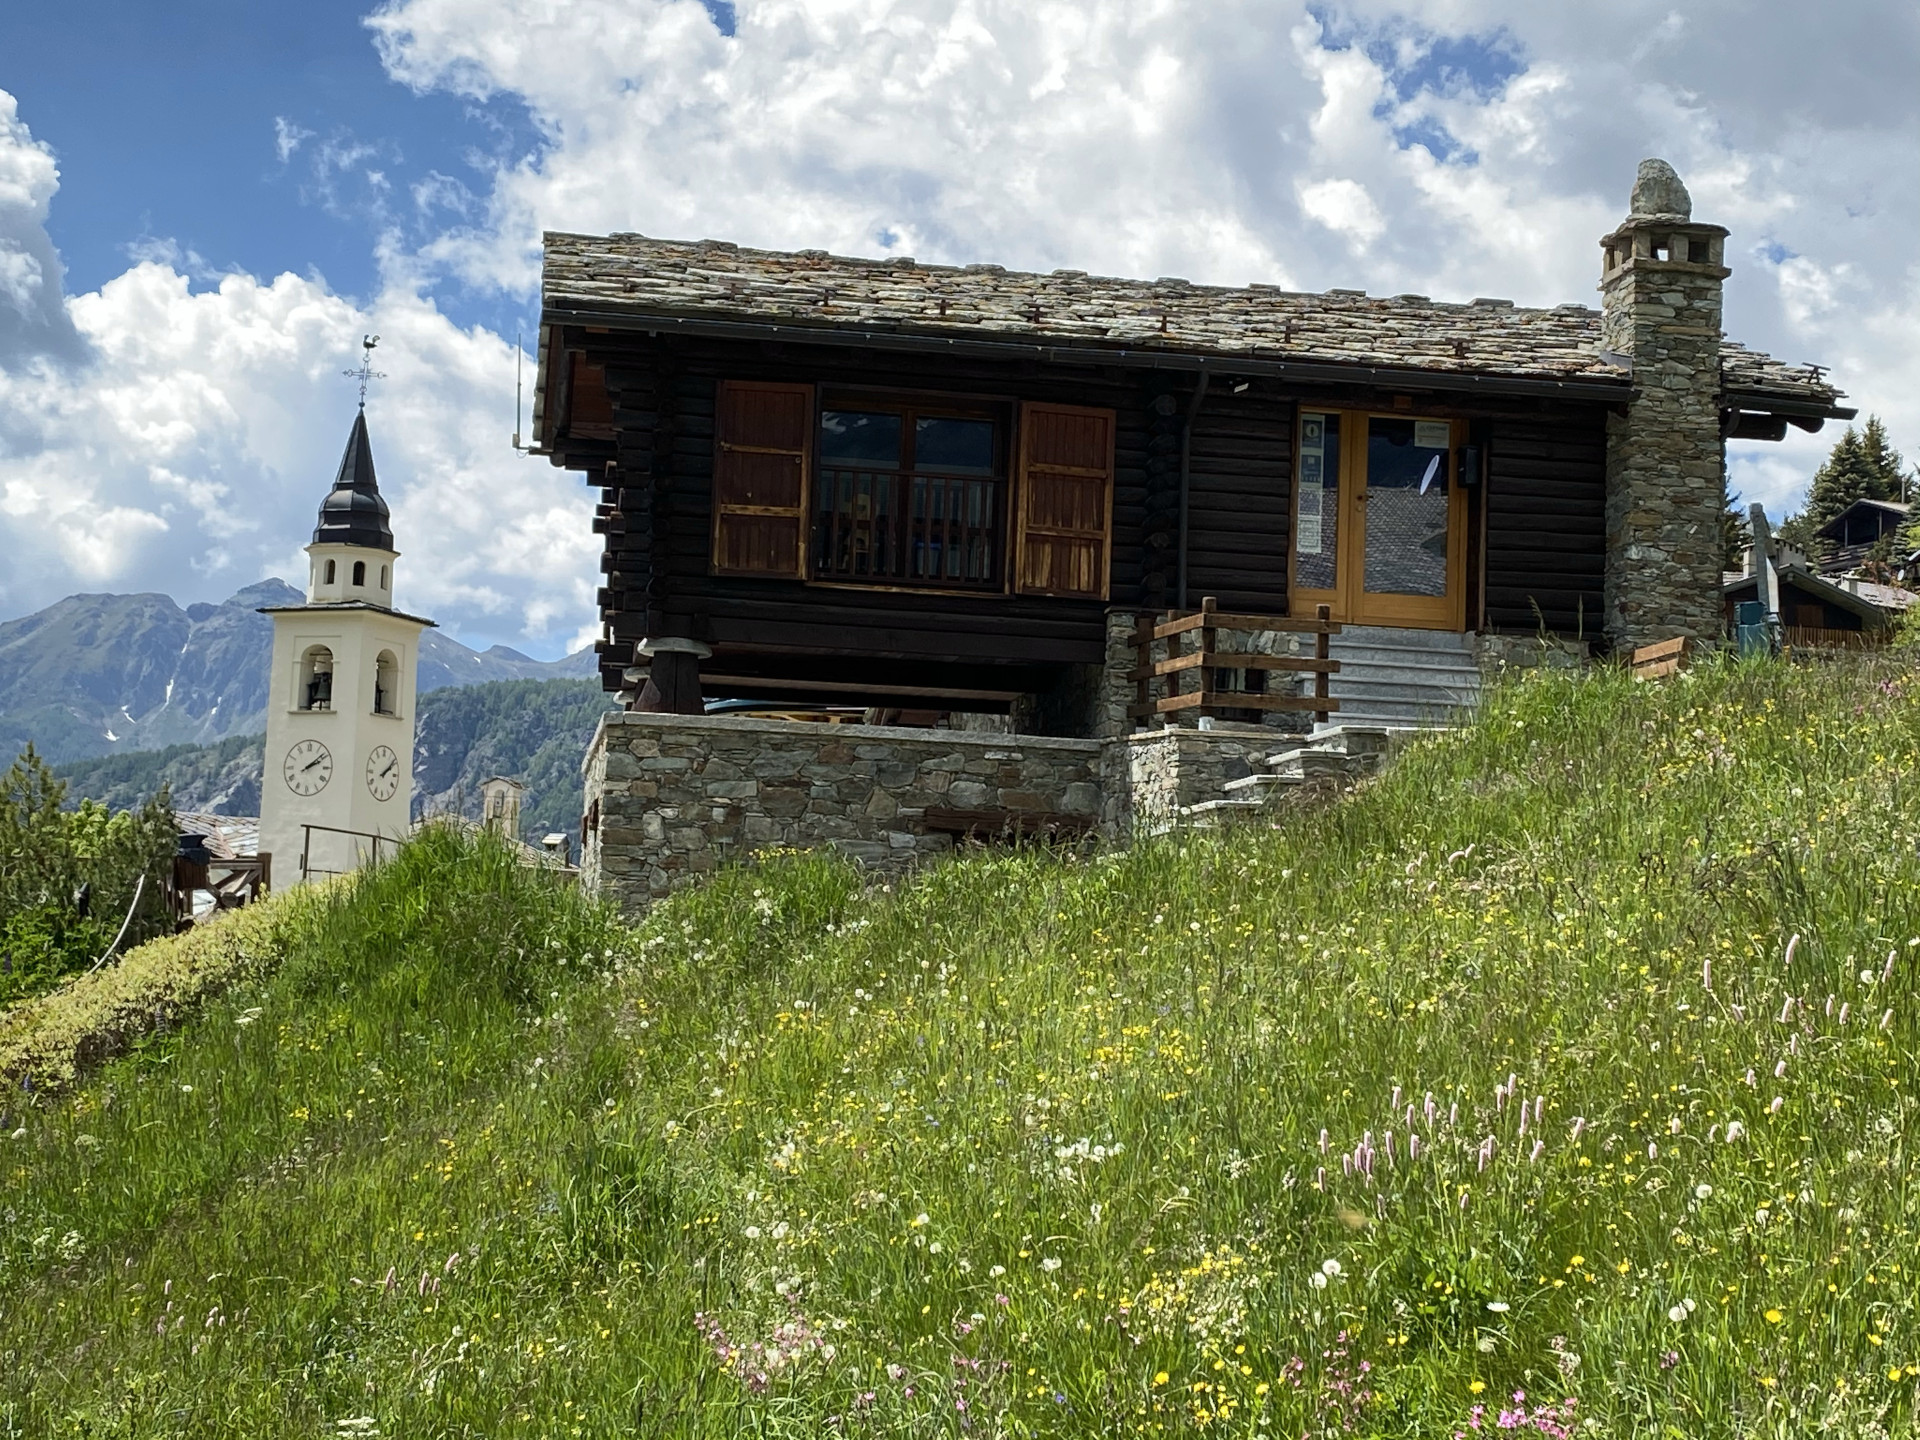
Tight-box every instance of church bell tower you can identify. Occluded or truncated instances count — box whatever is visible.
[258,396,434,883]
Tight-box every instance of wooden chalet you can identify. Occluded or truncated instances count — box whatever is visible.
[535,162,1850,732]
[1813,497,1909,574]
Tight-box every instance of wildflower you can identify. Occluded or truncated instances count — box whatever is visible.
[1768,1097,1784,1114]
[1310,1272,1328,1291]
[1725,1121,1746,1142]
[1570,1117,1587,1142]
[1486,1301,1510,1314]
[1882,1010,1895,1031]
[1529,1140,1544,1163]
[1321,1259,1342,1277]
[1765,1309,1784,1325]
[1648,1142,1658,1159]
[1040,1256,1062,1273]
[1659,1351,1680,1371]
[1469,1381,1486,1394]
[1695,1183,1712,1200]
[1668,1305,1688,1323]
[989,1265,1006,1278]
[1154,1372,1169,1386]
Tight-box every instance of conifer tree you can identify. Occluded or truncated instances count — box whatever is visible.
[1804,417,1908,529]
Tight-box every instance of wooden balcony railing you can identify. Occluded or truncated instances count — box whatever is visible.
[1130,598,1342,727]
[813,468,1003,589]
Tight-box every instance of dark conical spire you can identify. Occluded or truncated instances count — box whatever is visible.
[311,408,393,549]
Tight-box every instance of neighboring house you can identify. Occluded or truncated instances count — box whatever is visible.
[535,159,1846,736]
[1723,562,1910,644]
[1814,498,1910,575]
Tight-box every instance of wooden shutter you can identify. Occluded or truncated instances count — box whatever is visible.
[1014,401,1116,599]
[712,380,813,577]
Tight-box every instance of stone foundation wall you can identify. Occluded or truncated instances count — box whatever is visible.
[582,713,1102,910]
[1116,726,1277,835]
[1476,632,1591,676]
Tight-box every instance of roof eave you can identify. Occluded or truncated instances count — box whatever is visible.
[539,300,1636,404]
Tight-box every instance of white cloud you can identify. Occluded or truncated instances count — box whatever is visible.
[273,116,315,164]
[1299,178,1387,248]
[0,236,599,652]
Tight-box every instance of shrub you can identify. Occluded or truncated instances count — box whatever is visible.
[0,745,175,1006]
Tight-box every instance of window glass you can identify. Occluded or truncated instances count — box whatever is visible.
[1294,412,1339,591]
[913,417,995,474]
[819,411,902,468]
[1363,417,1450,597]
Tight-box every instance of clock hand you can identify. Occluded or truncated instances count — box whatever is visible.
[302,754,326,772]
[379,760,396,779]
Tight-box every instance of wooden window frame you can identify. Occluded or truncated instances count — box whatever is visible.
[809,392,1013,594]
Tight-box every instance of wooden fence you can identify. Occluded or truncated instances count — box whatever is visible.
[1130,598,1341,727]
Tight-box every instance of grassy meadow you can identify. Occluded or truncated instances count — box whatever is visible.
[2,653,1917,1437]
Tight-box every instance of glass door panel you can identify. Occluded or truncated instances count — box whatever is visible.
[1363,418,1452,597]
[1292,411,1341,594]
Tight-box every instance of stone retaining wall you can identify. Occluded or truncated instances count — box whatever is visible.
[583,713,1102,910]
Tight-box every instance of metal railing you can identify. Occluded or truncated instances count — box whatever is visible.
[299,823,401,882]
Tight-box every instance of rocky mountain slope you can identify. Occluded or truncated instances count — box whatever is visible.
[53,678,611,845]
[0,581,595,764]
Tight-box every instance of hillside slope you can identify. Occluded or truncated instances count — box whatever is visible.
[52,678,610,840]
[0,581,596,763]
[4,656,1917,1438]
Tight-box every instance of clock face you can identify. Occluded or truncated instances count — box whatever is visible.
[283,739,333,796]
[366,745,400,801]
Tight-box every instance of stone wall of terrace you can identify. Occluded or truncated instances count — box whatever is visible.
[582,713,1103,911]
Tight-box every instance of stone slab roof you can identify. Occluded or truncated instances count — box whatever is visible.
[542,231,1843,408]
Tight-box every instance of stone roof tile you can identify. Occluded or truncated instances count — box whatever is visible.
[542,231,1843,406]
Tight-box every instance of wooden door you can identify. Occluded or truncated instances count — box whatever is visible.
[1291,410,1466,630]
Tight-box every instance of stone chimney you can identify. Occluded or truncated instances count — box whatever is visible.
[1598,159,1731,652]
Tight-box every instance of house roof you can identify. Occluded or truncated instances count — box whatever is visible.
[1813,497,1909,541]
[1724,563,1905,625]
[540,231,1847,412]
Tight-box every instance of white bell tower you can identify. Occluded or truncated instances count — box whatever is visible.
[258,389,434,884]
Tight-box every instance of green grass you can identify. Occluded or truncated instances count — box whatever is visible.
[2,654,1918,1437]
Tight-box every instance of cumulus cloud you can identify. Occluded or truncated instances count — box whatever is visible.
[0,91,85,369]
[0,95,599,652]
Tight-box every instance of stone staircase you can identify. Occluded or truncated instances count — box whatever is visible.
[1323,625,1481,728]
[1181,724,1399,827]
[1166,626,1483,829]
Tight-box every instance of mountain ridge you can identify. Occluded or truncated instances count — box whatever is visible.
[0,581,597,764]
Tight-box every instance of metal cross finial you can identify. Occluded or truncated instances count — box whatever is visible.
[344,335,386,408]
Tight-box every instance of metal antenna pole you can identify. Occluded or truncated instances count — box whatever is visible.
[513,329,524,450]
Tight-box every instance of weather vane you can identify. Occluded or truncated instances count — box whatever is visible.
[344,335,386,408]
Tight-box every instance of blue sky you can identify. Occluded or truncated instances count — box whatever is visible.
[5,0,540,337]
[0,0,1915,658]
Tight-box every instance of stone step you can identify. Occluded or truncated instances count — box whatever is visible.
[1329,624,1479,654]
[1328,657,1483,690]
